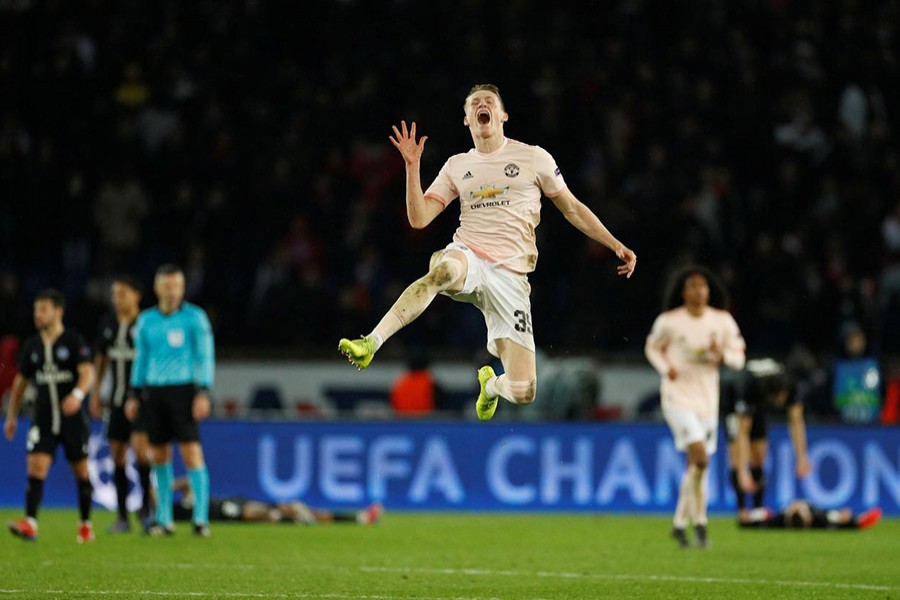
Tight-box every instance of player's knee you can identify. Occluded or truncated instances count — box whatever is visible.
[509,379,537,404]
[426,257,463,290]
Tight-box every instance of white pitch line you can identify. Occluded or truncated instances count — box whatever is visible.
[3,564,894,597]
[358,566,900,593]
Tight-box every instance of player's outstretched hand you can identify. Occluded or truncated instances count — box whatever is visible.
[616,246,636,278]
[796,455,812,478]
[739,469,757,493]
[3,417,16,441]
[389,120,428,165]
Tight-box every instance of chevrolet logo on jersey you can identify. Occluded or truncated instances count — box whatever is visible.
[470,185,509,200]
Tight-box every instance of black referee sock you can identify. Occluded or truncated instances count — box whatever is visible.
[77,478,93,522]
[26,477,44,520]
[729,469,746,510]
[113,465,129,520]
[751,467,765,508]
[137,463,152,514]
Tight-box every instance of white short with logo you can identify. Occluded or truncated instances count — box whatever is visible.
[437,242,535,358]
[662,405,718,455]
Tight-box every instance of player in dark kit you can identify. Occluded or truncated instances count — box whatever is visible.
[170,477,384,526]
[722,358,811,518]
[739,500,882,530]
[4,289,97,543]
[91,275,154,533]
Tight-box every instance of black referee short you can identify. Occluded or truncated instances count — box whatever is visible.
[107,402,147,443]
[144,384,200,445]
[27,410,90,462]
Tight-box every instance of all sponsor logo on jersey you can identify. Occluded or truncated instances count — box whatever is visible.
[167,329,185,348]
[469,185,511,210]
[504,163,520,178]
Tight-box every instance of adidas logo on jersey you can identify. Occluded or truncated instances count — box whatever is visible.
[462,171,473,180]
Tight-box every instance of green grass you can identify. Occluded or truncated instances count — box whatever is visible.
[0,509,897,599]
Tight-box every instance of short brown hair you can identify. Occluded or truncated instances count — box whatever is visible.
[466,84,504,110]
[35,288,65,309]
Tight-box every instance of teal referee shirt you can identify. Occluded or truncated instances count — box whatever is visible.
[130,302,215,390]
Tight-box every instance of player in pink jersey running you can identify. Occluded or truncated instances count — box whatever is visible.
[645,266,746,549]
[339,84,636,420]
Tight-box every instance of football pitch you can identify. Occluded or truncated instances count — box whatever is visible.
[0,509,897,599]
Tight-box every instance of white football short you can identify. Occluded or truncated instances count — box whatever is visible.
[662,405,718,455]
[436,242,535,358]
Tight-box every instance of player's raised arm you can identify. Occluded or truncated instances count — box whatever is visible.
[389,120,444,229]
[549,187,636,278]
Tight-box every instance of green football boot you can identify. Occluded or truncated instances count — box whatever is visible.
[338,336,376,370]
[475,365,498,421]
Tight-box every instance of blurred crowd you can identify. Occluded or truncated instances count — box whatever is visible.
[1,0,899,372]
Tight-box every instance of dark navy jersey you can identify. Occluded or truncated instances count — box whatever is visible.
[95,314,138,407]
[721,358,800,417]
[17,330,93,431]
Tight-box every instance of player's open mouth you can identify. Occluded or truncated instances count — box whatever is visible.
[477,109,491,125]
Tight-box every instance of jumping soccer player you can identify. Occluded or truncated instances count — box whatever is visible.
[91,275,155,532]
[4,289,96,543]
[339,84,636,420]
[126,264,215,537]
[645,266,746,549]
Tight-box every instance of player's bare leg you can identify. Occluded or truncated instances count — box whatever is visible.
[339,250,468,369]
[687,441,710,548]
[477,339,536,421]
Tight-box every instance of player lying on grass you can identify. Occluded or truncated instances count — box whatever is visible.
[739,500,882,530]
[171,477,383,525]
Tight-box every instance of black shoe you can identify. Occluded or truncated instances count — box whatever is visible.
[694,524,709,548]
[192,523,210,537]
[671,526,690,549]
[146,523,175,537]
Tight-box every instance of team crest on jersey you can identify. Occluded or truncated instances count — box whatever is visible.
[167,329,185,348]
[104,328,112,339]
[504,163,520,178]
[56,346,70,361]
[31,353,39,363]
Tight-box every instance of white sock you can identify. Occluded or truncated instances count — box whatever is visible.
[485,375,509,400]
[693,465,709,526]
[673,466,697,528]
[367,331,386,353]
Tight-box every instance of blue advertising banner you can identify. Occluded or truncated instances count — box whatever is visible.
[1,420,898,514]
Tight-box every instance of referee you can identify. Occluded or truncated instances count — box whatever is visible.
[126,264,215,537]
